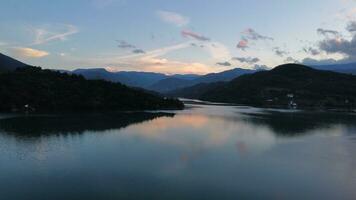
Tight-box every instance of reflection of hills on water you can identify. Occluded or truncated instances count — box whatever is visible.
[242,111,356,136]
[0,112,175,138]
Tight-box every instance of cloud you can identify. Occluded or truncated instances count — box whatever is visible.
[253,64,270,70]
[242,28,274,41]
[301,21,356,65]
[284,57,298,63]
[312,21,356,63]
[317,22,356,61]
[301,57,339,65]
[11,47,49,58]
[137,58,213,75]
[216,61,231,66]
[346,21,356,33]
[117,40,136,49]
[132,49,146,54]
[63,42,225,75]
[303,47,320,56]
[346,7,356,20]
[317,28,341,38]
[232,56,260,64]
[157,10,190,27]
[319,37,356,57]
[181,30,210,41]
[273,47,288,57]
[187,41,231,61]
[32,24,78,45]
[236,38,249,50]
[191,43,206,48]
[139,43,191,59]
[235,28,273,51]
[63,40,233,74]
[203,42,231,60]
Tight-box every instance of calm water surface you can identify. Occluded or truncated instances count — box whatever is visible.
[1,103,356,200]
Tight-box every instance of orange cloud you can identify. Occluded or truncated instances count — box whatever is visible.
[11,47,49,58]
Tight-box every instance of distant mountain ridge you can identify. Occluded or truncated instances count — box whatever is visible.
[148,68,256,93]
[72,68,167,88]
[311,62,356,75]
[70,62,356,93]
[66,62,356,93]
[73,67,257,93]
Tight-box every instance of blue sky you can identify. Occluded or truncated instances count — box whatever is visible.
[0,0,355,74]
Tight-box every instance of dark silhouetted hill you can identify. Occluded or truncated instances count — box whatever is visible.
[0,53,29,72]
[0,66,183,112]
[171,64,356,109]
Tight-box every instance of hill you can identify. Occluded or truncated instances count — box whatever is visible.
[193,68,256,83]
[72,68,168,88]
[148,68,256,93]
[0,53,28,72]
[311,62,356,75]
[148,77,192,93]
[167,82,225,99]
[70,63,356,93]
[0,66,183,112]
[172,64,356,109]
[72,68,201,90]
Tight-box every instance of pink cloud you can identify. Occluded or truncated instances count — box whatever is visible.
[242,28,273,41]
[181,30,210,41]
[236,39,248,50]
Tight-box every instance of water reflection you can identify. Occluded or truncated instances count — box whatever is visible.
[241,110,356,136]
[0,112,174,138]
[0,104,356,199]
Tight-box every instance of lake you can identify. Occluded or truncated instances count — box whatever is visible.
[0,102,356,200]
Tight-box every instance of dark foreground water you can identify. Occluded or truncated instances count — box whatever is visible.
[1,103,356,200]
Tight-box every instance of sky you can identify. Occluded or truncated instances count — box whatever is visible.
[0,0,355,74]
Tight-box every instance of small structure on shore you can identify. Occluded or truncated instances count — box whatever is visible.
[287,93,297,109]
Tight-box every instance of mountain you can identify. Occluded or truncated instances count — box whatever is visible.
[148,68,256,93]
[193,68,256,83]
[0,66,183,112]
[72,68,201,89]
[110,71,168,88]
[71,63,356,93]
[171,74,200,80]
[148,77,192,93]
[72,67,256,93]
[0,53,29,72]
[72,68,120,81]
[311,62,356,75]
[171,64,356,109]
[72,68,167,88]
[167,82,225,99]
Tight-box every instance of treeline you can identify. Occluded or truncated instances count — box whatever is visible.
[0,67,184,112]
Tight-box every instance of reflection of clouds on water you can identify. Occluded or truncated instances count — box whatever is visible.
[127,113,277,155]
[1,104,356,198]
[123,104,356,176]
